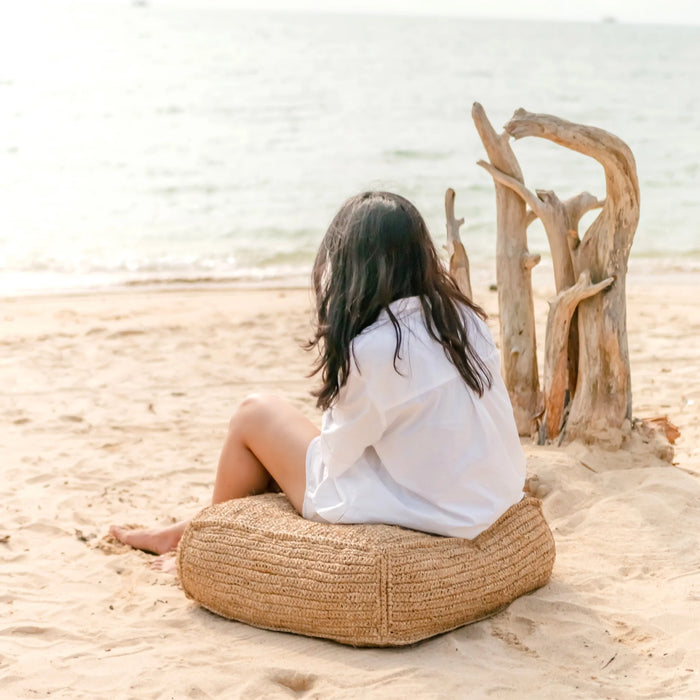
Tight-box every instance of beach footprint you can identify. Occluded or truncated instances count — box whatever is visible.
[269,670,317,695]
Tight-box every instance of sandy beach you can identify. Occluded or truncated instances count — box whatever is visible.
[2,269,699,698]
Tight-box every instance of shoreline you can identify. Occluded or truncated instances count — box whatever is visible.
[2,255,699,302]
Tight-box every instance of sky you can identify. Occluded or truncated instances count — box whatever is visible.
[163,0,700,25]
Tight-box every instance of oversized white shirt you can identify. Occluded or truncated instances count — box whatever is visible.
[303,296,526,539]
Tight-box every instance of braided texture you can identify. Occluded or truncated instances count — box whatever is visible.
[176,494,555,646]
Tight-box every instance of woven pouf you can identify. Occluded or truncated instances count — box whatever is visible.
[176,493,555,647]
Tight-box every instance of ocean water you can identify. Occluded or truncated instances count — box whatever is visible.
[1,2,699,295]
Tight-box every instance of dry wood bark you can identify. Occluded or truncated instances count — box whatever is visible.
[444,188,472,300]
[542,272,613,440]
[472,103,541,436]
[476,161,605,429]
[505,109,640,447]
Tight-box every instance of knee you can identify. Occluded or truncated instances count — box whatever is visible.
[229,393,275,432]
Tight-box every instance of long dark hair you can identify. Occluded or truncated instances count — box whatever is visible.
[307,191,492,410]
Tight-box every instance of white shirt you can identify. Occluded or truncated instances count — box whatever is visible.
[303,296,526,539]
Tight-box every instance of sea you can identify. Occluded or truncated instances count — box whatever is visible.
[1,1,699,296]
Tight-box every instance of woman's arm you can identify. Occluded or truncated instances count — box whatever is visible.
[319,359,386,479]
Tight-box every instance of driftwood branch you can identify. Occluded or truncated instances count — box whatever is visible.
[564,192,605,227]
[562,192,605,276]
[444,188,472,300]
[506,109,639,199]
[525,210,538,227]
[472,103,524,180]
[476,160,543,215]
[472,103,541,436]
[522,253,541,270]
[542,272,615,441]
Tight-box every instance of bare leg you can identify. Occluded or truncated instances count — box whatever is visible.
[109,394,319,555]
[211,393,319,512]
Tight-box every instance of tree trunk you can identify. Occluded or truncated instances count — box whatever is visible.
[505,109,640,447]
[472,103,541,436]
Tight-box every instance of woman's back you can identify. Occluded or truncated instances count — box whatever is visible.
[303,296,526,538]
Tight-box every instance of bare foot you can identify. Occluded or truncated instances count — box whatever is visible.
[108,520,189,555]
[151,554,178,575]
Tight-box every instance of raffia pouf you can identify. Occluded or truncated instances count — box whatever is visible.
[176,493,555,647]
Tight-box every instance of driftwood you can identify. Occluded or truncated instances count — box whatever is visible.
[504,109,640,447]
[444,188,472,299]
[475,161,606,427]
[471,103,541,436]
[464,106,640,447]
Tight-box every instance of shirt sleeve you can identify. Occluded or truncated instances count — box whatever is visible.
[319,358,386,479]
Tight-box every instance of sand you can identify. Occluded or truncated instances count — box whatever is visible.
[2,269,699,699]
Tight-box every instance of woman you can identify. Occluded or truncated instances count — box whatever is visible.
[110,191,525,557]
